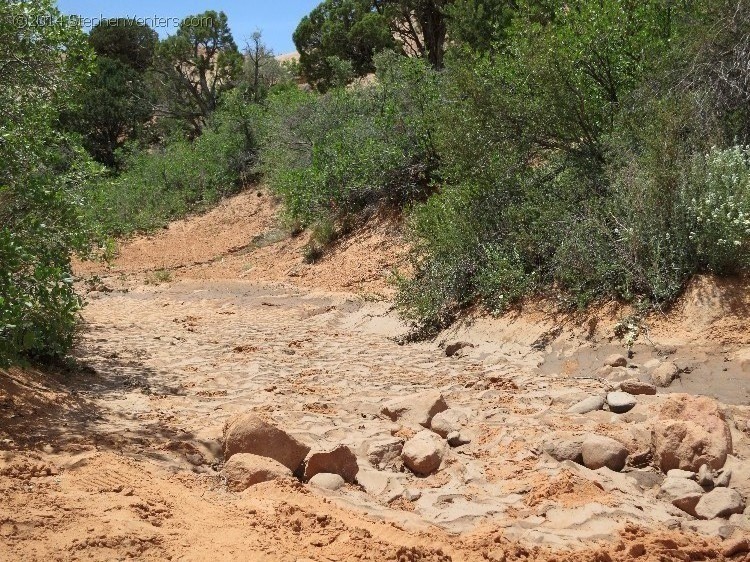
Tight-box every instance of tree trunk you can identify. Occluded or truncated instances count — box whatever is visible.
[416,0,448,69]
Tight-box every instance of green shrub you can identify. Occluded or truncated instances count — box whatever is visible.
[0,153,98,365]
[261,52,440,232]
[393,0,746,333]
[1,0,97,365]
[87,92,259,236]
[687,146,750,273]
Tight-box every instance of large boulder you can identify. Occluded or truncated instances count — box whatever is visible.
[402,430,445,476]
[223,453,293,491]
[652,395,732,472]
[223,414,310,472]
[381,391,448,427]
[582,435,629,472]
[304,444,359,483]
[430,408,469,438]
[695,488,745,520]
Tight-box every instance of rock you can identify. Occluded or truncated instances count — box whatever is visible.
[667,469,697,480]
[659,477,705,517]
[304,444,359,483]
[366,438,403,470]
[402,430,446,476]
[309,473,345,491]
[223,414,310,472]
[695,488,745,520]
[652,362,679,387]
[446,342,475,357]
[381,390,448,427]
[605,354,628,367]
[729,513,750,530]
[543,438,584,464]
[600,367,634,383]
[619,379,657,396]
[222,453,293,492]
[430,409,468,438]
[607,391,637,414]
[723,537,750,557]
[682,519,738,538]
[626,469,664,490]
[567,395,606,415]
[717,470,733,488]
[699,464,715,488]
[582,435,629,472]
[628,449,653,468]
[652,394,732,472]
[356,469,406,502]
[447,431,471,447]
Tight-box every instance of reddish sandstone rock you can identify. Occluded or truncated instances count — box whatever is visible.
[303,445,359,483]
[381,391,448,428]
[652,394,732,473]
[223,414,310,472]
[402,430,445,476]
[223,453,293,491]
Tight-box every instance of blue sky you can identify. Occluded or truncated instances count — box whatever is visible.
[57,0,320,53]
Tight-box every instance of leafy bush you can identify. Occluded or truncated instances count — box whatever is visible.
[394,0,750,333]
[1,0,97,365]
[87,92,259,236]
[687,146,750,273]
[261,52,439,236]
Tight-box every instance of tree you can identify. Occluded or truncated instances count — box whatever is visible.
[386,0,453,69]
[444,0,517,53]
[88,18,158,71]
[153,11,242,134]
[1,0,98,365]
[65,19,157,166]
[294,0,454,87]
[293,0,396,90]
[65,57,154,166]
[243,31,292,102]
